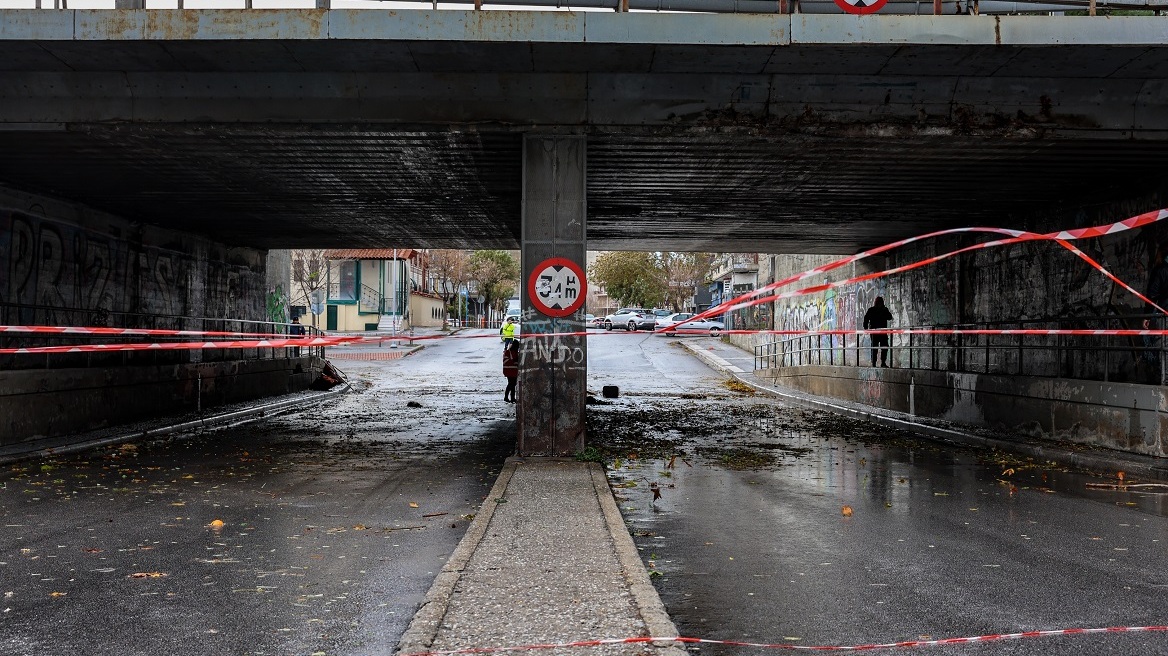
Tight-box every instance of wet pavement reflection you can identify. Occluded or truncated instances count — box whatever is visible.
[587,334,1168,656]
[0,334,515,656]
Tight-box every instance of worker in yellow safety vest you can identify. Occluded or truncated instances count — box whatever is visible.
[500,316,519,346]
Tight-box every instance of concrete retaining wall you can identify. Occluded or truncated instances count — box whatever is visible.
[757,365,1167,457]
[0,184,268,324]
[0,184,309,445]
[745,186,1168,384]
[0,356,324,445]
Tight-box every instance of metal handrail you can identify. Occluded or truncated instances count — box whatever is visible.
[360,283,382,314]
[754,313,1167,385]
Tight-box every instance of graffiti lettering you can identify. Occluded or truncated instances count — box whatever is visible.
[1,209,265,324]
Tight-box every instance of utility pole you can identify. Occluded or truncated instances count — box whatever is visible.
[390,248,398,348]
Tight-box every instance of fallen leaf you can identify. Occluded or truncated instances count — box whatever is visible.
[50,592,67,598]
[208,519,225,529]
[129,572,167,579]
[841,505,854,517]
[408,502,419,508]
[353,524,369,530]
[1117,471,1126,482]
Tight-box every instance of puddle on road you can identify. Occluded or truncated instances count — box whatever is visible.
[586,390,1168,518]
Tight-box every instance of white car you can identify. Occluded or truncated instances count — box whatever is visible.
[603,308,656,331]
[655,312,724,336]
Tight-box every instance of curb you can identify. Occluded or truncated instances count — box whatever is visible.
[395,458,519,655]
[395,458,688,656]
[678,341,1168,482]
[0,383,351,466]
[589,463,687,656]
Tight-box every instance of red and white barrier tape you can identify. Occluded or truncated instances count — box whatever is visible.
[3,209,1166,354]
[0,325,295,339]
[675,208,1168,332]
[402,626,1168,655]
[0,336,361,355]
[8,325,1168,355]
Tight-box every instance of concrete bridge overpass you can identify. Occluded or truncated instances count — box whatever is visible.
[2,9,1168,455]
[2,10,1168,253]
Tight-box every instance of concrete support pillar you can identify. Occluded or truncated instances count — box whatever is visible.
[114,0,144,7]
[518,135,587,456]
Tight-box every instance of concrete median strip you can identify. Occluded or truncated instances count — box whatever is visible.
[396,458,519,655]
[396,457,686,656]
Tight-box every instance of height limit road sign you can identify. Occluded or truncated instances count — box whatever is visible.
[834,0,888,13]
[528,257,587,318]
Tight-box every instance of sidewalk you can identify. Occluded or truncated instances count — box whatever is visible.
[397,457,685,656]
[678,338,1168,482]
[325,326,452,361]
[0,383,349,466]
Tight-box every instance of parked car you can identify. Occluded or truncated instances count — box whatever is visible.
[655,312,724,336]
[603,308,657,331]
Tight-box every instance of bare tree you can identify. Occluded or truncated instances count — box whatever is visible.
[660,252,714,311]
[430,249,473,304]
[291,249,328,328]
[429,249,475,326]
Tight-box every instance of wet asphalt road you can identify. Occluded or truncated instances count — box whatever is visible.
[4,328,1167,656]
[588,332,1168,656]
[0,331,515,656]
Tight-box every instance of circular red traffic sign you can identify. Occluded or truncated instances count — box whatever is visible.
[833,0,888,14]
[527,257,587,318]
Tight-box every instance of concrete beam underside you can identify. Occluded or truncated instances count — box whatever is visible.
[518,135,587,457]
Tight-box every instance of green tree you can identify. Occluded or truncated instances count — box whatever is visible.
[589,252,666,308]
[469,250,519,315]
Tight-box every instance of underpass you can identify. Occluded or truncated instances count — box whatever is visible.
[4,8,1168,454]
[2,7,1168,654]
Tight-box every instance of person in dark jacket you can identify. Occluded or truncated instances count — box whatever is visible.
[502,340,519,403]
[289,315,306,356]
[863,296,894,367]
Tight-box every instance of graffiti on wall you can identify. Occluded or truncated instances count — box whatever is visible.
[518,317,586,373]
[266,285,288,323]
[777,279,885,332]
[1,209,264,324]
[4,211,118,317]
